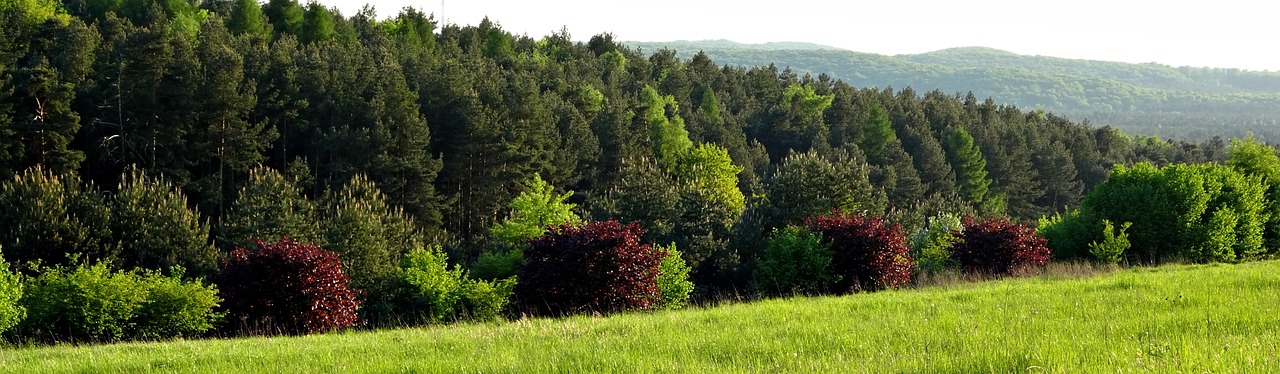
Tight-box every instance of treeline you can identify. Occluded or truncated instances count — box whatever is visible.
[627,42,1280,141]
[0,0,1255,341]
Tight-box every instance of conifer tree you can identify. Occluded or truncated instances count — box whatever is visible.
[943,126,994,208]
[220,165,319,251]
[111,167,219,277]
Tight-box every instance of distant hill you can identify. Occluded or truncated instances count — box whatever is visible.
[627,42,1280,141]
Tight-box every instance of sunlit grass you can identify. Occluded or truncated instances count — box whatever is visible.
[3,261,1279,372]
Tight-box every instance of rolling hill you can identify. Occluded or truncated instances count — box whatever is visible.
[628,41,1280,141]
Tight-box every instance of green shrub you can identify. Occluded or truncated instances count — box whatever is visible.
[131,269,224,340]
[754,226,835,296]
[0,252,23,334]
[470,249,523,281]
[654,243,693,309]
[455,277,514,321]
[1089,220,1131,264]
[909,213,962,274]
[18,263,221,342]
[402,246,513,322]
[401,246,462,322]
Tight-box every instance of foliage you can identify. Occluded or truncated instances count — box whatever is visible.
[469,249,524,282]
[516,220,663,316]
[320,174,424,313]
[643,85,693,168]
[220,166,320,251]
[1036,209,1097,261]
[908,213,963,275]
[653,243,693,310]
[1078,162,1267,263]
[112,167,219,277]
[400,246,513,323]
[213,238,360,335]
[489,173,584,249]
[942,127,994,209]
[804,211,913,292]
[1226,136,1280,252]
[0,252,22,334]
[754,226,835,296]
[0,166,114,270]
[17,263,220,342]
[1088,220,1131,264]
[951,217,1051,276]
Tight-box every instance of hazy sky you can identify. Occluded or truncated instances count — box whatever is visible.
[330,0,1280,71]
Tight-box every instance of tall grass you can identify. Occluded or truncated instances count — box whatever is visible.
[3,261,1278,372]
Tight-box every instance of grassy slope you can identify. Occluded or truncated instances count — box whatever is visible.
[4,261,1279,373]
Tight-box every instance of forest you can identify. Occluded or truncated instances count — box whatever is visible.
[630,41,1280,141]
[1,0,1278,343]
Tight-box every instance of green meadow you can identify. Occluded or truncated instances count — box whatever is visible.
[4,261,1278,373]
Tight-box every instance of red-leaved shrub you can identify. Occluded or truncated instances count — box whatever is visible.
[516,220,663,317]
[951,217,1052,276]
[213,238,361,335]
[804,211,913,292]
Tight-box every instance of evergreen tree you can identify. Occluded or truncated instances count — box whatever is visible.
[263,0,303,36]
[0,166,115,270]
[226,0,270,39]
[942,126,994,210]
[111,167,219,277]
[219,165,319,251]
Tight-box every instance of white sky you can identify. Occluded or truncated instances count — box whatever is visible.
[329,0,1280,71]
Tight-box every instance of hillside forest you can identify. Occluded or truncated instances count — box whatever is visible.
[629,41,1280,141]
[2,0,1279,342]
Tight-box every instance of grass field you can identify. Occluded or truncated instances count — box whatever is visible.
[3,261,1279,373]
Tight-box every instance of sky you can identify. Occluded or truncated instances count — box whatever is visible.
[329,0,1280,71]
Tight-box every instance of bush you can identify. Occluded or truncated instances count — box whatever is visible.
[1036,209,1098,260]
[516,220,663,316]
[804,211,913,293]
[952,217,1052,276]
[469,249,523,281]
[0,253,23,334]
[754,226,835,296]
[17,263,221,343]
[909,213,963,275]
[213,238,360,335]
[1089,220,1131,264]
[400,246,514,323]
[654,243,693,309]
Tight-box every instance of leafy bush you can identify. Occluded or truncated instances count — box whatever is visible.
[213,238,360,335]
[654,243,693,309]
[909,213,963,275]
[470,249,523,281]
[401,246,513,323]
[804,211,913,293]
[489,173,584,250]
[754,226,835,295]
[455,277,515,321]
[401,246,462,322]
[1089,220,1131,264]
[18,263,221,342]
[951,217,1052,276]
[0,252,23,334]
[1036,209,1098,260]
[516,220,663,316]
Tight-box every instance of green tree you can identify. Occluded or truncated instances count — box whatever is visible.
[942,126,994,209]
[321,174,424,293]
[298,2,334,44]
[219,165,319,250]
[489,173,584,249]
[263,0,303,36]
[0,166,114,270]
[642,85,692,169]
[226,0,269,39]
[111,167,219,277]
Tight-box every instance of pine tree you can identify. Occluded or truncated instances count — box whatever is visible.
[219,165,319,251]
[111,167,219,277]
[943,126,993,208]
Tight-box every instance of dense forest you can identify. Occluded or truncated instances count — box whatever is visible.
[629,41,1280,141]
[0,0,1235,277]
[4,0,1275,341]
